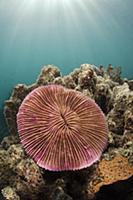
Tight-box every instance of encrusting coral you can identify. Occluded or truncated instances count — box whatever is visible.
[1,64,133,200]
[90,154,133,193]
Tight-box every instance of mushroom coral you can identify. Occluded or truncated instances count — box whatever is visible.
[17,85,108,171]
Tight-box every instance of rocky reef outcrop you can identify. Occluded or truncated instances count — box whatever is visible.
[1,64,133,200]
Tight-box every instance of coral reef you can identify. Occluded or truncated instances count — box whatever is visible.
[37,65,61,85]
[107,83,133,135]
[4,84,29,135]
[0,142,45,200]
[106,64,123,84]
[1,64,133,200]
[2,186,20,200]
[128,80,133,91]
[94,83,113,114]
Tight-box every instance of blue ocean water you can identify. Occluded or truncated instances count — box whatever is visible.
[0,0,133,138]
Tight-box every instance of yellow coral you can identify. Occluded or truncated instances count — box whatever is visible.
[91,155,133,192]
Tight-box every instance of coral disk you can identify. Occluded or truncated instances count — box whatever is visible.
[17,85,108,171]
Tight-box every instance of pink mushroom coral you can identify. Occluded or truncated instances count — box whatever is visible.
[17,85,108,171]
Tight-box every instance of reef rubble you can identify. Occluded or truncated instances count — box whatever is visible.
[0,64,133,200]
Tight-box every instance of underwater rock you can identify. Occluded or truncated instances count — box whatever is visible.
[2,186,20,200]
[0,144,26,188]
[1,64,133,200]
[0,148,12,188]
[4,84,29,135]
[53,76,65,86]
[92,65,105,77]
[63,75,76,89]
[8,144,25,167]
[70,68,81,85]
[95,176,133,200]
[124,110,133,131]
[107,83,133,135]
[4,99,19,135]
[14,158,45,199]
[128,80,133,90]
[94,83,113,114]
[27,83,38,93]
[78,64,97,95]
[104,78,119,90]
[37,65,61,85]
[106,65,123,84]
[90,154,133,193]
[0,135,19,150]
[50,186,73,200]
[0,141,45,200]
[82,89,93,98]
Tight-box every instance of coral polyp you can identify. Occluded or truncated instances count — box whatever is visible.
[17,84,108,171]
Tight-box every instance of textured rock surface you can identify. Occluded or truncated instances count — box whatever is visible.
[90,155,133,193]
[2,186,20,200]
[1,64,133,200]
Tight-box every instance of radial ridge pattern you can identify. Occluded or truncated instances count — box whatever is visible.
[17,85,108,171]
